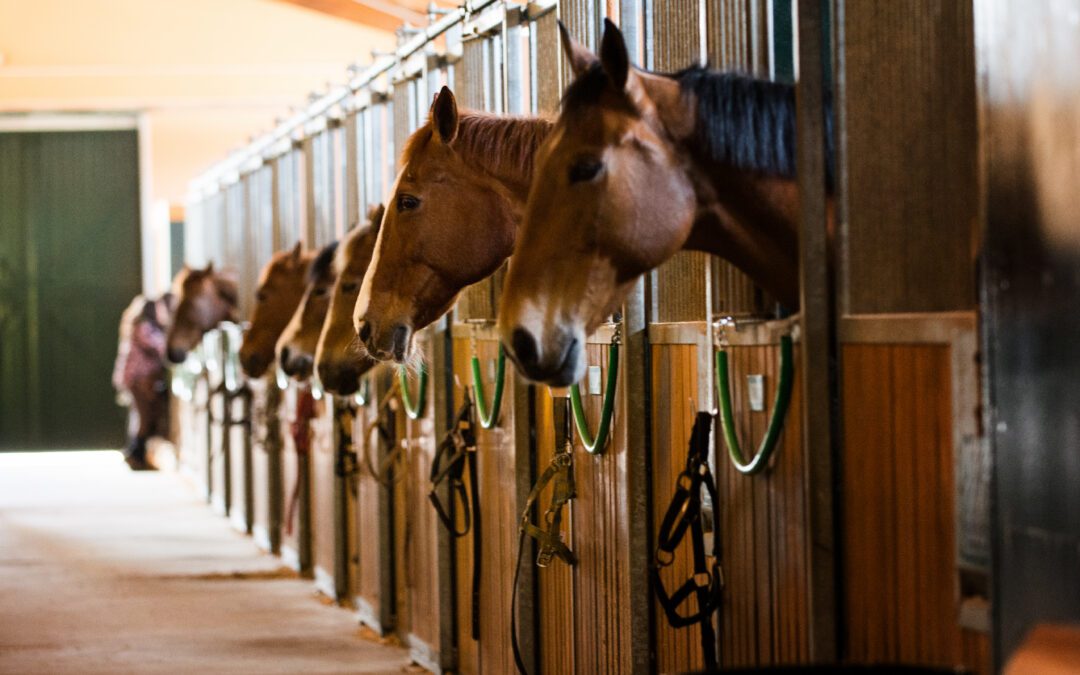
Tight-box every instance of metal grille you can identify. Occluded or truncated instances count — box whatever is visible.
[705,0,770,74]
[392,79,416,173]
[455,28,510,322]
[532,10,560,115]
[651,0,703,69]
[648,0,773,320]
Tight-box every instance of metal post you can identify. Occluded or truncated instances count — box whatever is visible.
[796,0,838,662]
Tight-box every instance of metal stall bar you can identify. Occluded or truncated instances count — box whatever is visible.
[795,0,837,663]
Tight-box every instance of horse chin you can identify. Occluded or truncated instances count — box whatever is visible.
[319,364,360,396]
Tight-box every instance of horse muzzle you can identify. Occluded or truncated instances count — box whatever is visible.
[357,320,411,364]
[506,325,584,387]
[317,361,361,396]
[279,346,314,380]
[167,346,187,364]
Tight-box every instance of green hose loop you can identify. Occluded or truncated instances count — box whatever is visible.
[472,345,506,429]
[399,364,428,420]
[569,342,619,454]
[716,334,794,475]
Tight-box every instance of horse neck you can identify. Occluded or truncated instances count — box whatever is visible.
[684,160,803,306]
[454,113,554,203]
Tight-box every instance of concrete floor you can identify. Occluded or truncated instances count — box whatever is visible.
[0,451,413,674]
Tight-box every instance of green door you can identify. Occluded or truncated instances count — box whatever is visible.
[0,130,142,450]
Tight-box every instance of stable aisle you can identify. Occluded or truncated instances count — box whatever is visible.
[0,451,412,674]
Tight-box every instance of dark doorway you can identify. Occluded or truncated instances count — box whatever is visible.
[0,130,142,450]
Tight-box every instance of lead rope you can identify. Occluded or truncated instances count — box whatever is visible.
[653,411,723,669]
[429,391,482,641]
[361,378,405,486]
[512,397,577,675]
[285,386,315,536]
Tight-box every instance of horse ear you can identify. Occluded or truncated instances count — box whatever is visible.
[368,203,386,231]
[203,262,214,275]
[558,20,598,78]
[289,241,303,264]
[431,86,458,144]
[600,18,629,90]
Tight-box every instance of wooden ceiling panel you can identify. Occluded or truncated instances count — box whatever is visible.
[274,0,432,33]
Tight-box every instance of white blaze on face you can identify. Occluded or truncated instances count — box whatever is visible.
[354,171,403,333]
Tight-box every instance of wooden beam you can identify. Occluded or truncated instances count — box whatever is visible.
[274,0,426,33]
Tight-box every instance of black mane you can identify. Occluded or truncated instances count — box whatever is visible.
[309,240,339,283]
[675,67,834,188]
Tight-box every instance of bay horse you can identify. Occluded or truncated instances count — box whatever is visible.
[353,89,552,363]
[238,242,315,377]
[498,20,834,385]
[166,263,239,364]
[315,204,384,395]
[277,240,339,380]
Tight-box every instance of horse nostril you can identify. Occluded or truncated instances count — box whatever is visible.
[167,347,185,364]
[511,327,539,369]
[391,324,409,361]
[358,321,371,344]
[280,346,291,365]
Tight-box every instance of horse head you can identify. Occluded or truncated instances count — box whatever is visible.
[238,242,313,377]
[166,263,240,364]
[316,204,383,395]
[354,88,548,363]
[277,240,339,381]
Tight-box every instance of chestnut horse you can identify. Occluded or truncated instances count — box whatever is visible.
[498,20,834,385]
[277,240,339,380]
[238,242,315,377]
[166,263,239,364]
[354,89,552,363]
[315,204,384,395]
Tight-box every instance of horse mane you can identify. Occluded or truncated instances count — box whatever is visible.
[674,67,835,189]
[402,112,553,188]
[308,240,339,284]
[213,273,238,308]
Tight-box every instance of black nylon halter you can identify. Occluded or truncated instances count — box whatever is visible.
[654,411,723,668]
[429,391,482,641]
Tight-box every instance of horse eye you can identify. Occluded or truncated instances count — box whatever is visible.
[256,291,268,303]
[568,158,604,184]
[313,286,328,297]
[341,282,358,293]
[397,194,420,211]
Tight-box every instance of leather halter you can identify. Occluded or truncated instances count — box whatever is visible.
[512,397,577,674]
[429,391,482,641]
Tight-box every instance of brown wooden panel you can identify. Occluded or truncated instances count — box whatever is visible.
[354,395,387,629]
[572,342,632,672]
[533,386,575,675]
[399,391,441,654]
[311,399,338,596]
[710,341,809,667]
[449,336,519,674]
[839,0,978,313]
[841,343,987,673]
[250,382,273,550]
[280,385,306,572]
[651,343,704,673]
